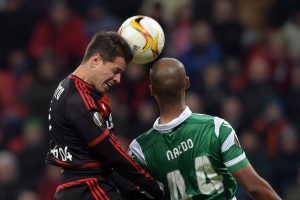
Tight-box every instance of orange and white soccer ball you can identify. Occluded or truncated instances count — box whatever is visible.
[118,15,165,64]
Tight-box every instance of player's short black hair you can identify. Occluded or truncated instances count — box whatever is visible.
[82,31,133,64]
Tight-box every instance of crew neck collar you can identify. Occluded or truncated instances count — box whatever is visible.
[153,106,192,133]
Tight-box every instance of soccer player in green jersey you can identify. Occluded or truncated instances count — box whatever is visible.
[129,58,281,200]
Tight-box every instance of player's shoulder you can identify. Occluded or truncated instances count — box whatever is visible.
[134,128,159,146]
[136,128,156,140]
[56,76,96,123]
[187,114,233,136]
[187,113,216,125]
[61,78,83,106]
[188,113,230,126]
[66,75,97,112]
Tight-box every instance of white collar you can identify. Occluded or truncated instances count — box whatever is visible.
[153,106,192,133]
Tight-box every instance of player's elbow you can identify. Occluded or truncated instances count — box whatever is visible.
[244,178,281,200]
[245,184,264,197]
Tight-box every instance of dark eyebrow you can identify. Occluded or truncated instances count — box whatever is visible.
[115,66,125,73]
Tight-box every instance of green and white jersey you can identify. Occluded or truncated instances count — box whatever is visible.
[129,107,249,200]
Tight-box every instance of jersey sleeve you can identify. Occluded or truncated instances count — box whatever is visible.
[66,91,111,143]
[214,117,249,172]
[71,111,163,199]
[129,139,149,171]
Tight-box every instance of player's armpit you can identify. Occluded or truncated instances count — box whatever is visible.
[233,164,282,200]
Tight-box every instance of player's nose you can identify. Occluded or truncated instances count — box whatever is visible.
[113,73,121,84]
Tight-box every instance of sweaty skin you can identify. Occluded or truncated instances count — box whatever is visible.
[150,58,187,96]
[150,58,190,124]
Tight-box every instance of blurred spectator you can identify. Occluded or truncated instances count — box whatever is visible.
[237,0,273,52]
[113,63,152,137]
[237,129,270,200]
[0,0,34,66]
[267,0,299,27]
[0,151,20,200]
[85,0,120,37]
[285,66,300,130]
[114,63,150,114]
[21,53,60,125]
[233,55,276,125]
[37,165,60,200]
[6,50,31,88]
[239,129,270,178]
[168,1,193,57]
[127,100,158,140]
[180,20,223,79]
[193,0,213,20]
[22,0,52,18]
[185,91,203,113]
[18,118,48,189]
[282,7,300,63]
[253,98,290,159]
[267,31,292,92]
[105,0,141,19]
[211,0,243,57]
[284,167,300,200]
[139,0,187,27]
[141,2,167,34]
[237,0,274,29]
[220,95,244,132]
[17,190,39,200]
[271,126,300,196]
[0,50,31,148]
[233,31,291,93]
[196,62,227,115]
[28,0,89,71]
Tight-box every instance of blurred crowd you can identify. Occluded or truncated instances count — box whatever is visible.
[0,0,300,199]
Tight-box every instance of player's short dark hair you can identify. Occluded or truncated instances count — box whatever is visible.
[82,31,133,64]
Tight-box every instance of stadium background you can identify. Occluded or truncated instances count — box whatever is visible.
[0,0,299,199]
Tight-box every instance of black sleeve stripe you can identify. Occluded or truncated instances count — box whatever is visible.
[74,79,97,110]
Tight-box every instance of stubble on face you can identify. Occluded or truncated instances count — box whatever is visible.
[94,57,126,93]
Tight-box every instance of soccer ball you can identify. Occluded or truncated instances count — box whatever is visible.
[118,15,165,64]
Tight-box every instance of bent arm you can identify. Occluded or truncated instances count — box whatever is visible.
[73,111,163,199]
[233,164,281,200]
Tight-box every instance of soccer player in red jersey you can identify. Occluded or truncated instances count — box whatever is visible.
[45,32,163,200]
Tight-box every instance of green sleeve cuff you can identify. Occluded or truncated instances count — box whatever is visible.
[228,157,249,172]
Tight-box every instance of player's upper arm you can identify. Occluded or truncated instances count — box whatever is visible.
[232,163,261,190]
[233,164,282,200]
[66,92,110,144]
[72,110,111,145]
[214,117,249,172]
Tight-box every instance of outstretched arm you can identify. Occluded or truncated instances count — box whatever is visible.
[233,164,281,200]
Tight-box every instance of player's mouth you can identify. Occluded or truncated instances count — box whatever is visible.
[104,82,113,92]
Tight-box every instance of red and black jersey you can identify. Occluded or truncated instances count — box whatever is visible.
[45,74,163,199]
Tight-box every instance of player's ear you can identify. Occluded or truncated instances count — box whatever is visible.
[91,53,102,68]
[149,84,154,96]
[185,76,190,90]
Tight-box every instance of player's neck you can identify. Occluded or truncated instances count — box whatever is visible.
[159,103,186,124]
[73,64,93,85]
